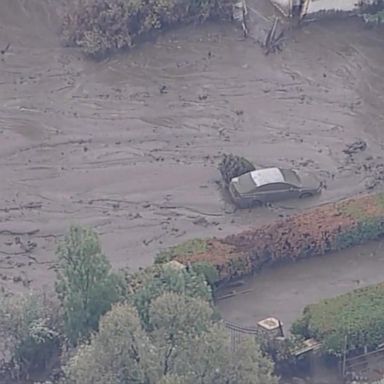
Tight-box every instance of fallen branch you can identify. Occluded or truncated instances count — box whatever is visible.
[0,229,40,236]
[0,202,42,212]
[263,17,285,55]
[0,250,26,256]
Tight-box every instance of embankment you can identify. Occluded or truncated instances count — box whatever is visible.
[157,193,384,283]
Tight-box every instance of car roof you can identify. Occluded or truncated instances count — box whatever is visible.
[249,167,285,186]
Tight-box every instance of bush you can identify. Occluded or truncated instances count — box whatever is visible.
[190,261,219,287]
[291,282,384,355]
[61,0,233,57]
[155,193,384,283]
[155,239,209,264]
[0,292,61,381]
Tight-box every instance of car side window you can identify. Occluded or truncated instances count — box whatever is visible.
[257,183,290,192]
[272,183,291,191]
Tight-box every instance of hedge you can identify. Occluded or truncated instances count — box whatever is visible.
[155,193,384,283]
[61,0,233,57]
[291,282,384,355]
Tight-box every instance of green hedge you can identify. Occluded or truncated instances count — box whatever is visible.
[291,283,384,355]
[155,193,384,283]
[61,0,233,57]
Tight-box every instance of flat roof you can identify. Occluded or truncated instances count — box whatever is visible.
[250,168,284,186]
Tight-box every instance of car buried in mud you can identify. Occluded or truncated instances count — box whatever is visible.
[228,167,322,208]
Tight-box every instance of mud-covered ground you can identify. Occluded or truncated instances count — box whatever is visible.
[1,0,384,291]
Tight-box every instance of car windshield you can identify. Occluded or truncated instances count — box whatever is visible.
[236,173,257,193]
[280,169,301,186]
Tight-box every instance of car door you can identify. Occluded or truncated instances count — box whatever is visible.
[260,182,294,202]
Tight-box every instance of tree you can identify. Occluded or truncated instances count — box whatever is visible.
[63,293,277,384]
[129,265,212,329]
[148,292,214,376]
[178,325,278,384]
[55,225,122,344]
[63,303,156,384]
[0,292,61,380]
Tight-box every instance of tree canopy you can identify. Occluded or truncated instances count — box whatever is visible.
[63,293,277,384]
[55,225,122,344]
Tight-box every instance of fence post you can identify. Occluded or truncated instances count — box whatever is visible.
[342,335,348,379]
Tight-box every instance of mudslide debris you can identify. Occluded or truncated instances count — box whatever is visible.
[343,139,367,155]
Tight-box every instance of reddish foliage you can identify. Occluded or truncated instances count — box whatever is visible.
[175,193,384,281]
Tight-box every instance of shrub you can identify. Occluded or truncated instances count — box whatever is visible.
[61,0,233,57]
[155,193,384,283]
[291,282,384,355]
[190,261,219,287]
[155,239,209,264]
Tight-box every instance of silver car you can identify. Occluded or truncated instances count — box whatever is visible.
[228,167,322,208]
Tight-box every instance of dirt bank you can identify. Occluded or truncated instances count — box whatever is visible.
[1,0,384,291]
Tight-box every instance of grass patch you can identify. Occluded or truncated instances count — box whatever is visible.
[155,238,210,264]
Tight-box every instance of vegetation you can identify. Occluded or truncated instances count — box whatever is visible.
[155,192,384,283]
[127,264,213,328]
[0,292,61,381]
[55,225,123,344]
[4,193,384,381]
[155,238,209,264]
[0,225,277,383]
[61,0,233,57]
[62,293,277,384]
[291,282,384,355]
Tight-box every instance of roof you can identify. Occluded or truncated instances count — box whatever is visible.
[164,260,185,271]
[306,0,370,14]
[257,317,281,331]
[269,0,375,17]
[250,168,284,186]
[294,338,322,357]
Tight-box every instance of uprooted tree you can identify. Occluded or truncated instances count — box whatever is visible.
[218,153,255,186]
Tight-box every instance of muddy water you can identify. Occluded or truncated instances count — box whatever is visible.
[216,239,384,331]
[1,0,384,291]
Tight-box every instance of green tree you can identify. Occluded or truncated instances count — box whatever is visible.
[178,325,278,384]
[55,225,121,344]
[0,292,60,380]
[148,292,214,376]
[130,265,212,328]
[63,293,277,384]
[63,303,157,384]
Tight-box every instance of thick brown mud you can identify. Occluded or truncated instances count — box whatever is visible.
[1,0,384,291]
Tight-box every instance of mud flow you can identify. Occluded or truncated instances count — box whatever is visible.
[1,0,384,291]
